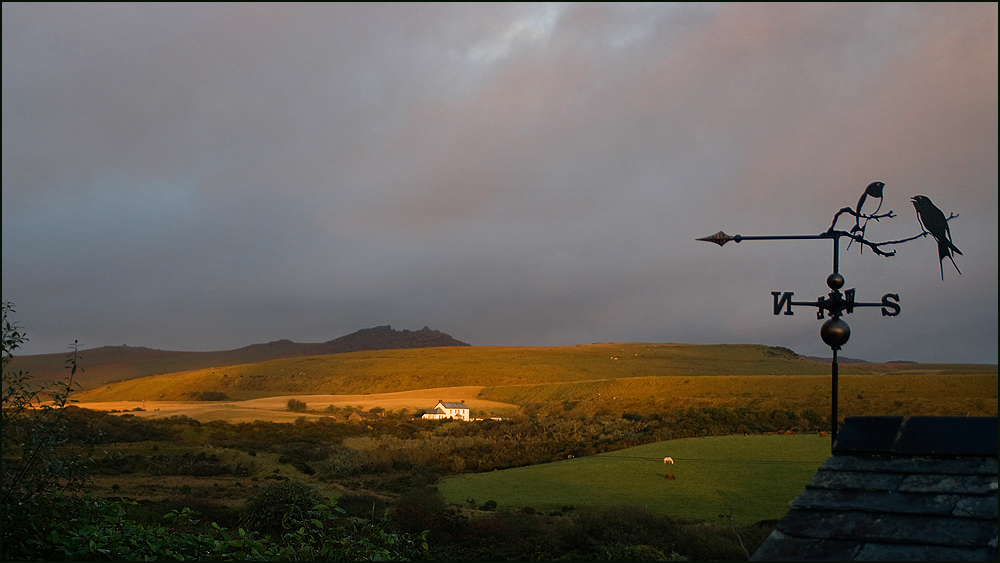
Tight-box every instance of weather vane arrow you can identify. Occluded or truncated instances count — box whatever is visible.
[696,231,833,246]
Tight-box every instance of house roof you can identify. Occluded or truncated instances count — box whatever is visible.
[437,401,468,409]
[752,416,998,561]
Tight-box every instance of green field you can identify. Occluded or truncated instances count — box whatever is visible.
[437,434,831,525]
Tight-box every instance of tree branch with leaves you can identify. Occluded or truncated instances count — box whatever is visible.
[2,302,85,507]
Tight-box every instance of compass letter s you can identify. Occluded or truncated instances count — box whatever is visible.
[880,293,900,317]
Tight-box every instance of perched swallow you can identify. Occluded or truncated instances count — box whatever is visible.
[911,195,962,280]
[848,181,885,251]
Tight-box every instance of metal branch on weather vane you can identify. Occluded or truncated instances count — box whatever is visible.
[698,182,962,447]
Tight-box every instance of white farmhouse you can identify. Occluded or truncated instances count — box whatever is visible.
[421,400,470,421]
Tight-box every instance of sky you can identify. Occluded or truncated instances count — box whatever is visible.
[3,3,997,364]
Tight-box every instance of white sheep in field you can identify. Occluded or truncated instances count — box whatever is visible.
[663,456,674,464]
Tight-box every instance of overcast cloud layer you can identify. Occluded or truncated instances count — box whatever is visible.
[3,3,997,363]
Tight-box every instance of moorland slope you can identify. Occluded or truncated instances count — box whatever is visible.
[12,325,469,389]
[71,342,998,421]
[73,343,830,401]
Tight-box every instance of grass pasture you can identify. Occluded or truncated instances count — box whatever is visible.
[437,434,831,525]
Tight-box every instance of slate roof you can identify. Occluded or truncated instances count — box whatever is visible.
[438,401,468,410]
[752,416,998,561]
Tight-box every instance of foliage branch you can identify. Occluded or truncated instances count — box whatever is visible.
[2,301,86,506]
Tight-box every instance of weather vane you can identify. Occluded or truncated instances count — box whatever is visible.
[699,183,961,445]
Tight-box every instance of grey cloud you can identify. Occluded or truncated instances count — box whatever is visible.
[3,3,996,364]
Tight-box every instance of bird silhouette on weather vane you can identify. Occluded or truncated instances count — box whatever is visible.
[848,181,884,252]
[698,181,961,445]
[911,195,962,280]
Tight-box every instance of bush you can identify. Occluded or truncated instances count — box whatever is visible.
[241,480,322,537]
[193,391,229,401]
[336,492,389,519]
[287,399,307,412]
[60,406,177,443]
[392,487,465,544]
[5,493,429,561]
[2,303,90,559]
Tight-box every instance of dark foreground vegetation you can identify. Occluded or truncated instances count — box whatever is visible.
[1,302,816,560]
[6,402,790,559]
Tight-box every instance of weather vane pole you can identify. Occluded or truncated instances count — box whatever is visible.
[698,182,959,446]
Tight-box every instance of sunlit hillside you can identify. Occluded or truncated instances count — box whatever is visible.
[72,343,833,401]
[72,343,996,418]
[481,373,998,418]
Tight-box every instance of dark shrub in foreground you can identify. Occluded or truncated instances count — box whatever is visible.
[240,479,322,536]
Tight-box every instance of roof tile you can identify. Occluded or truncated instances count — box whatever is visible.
[953,494,999,519]
[898,473,997,495]
[750,530,862,561]
[807,469,903,491]
[853,543,997,561]
[790,489,959,515]
[778,509,996,546]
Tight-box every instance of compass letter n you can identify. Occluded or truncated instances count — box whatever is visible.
[772,292,794,316]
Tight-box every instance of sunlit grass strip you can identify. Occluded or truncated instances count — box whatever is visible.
[481,373,998,418]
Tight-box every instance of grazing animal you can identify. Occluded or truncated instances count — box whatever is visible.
[665,473,676,480]
[663,457,674,464]
[911,195,962,280]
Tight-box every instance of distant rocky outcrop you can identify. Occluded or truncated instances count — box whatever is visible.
[231,326,469,358]
[312,325,470,355]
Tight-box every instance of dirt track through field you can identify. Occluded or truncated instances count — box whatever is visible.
[74,386,516,423]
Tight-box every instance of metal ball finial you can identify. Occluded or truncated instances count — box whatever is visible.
[827,272,845,290]
[821,318,851,349]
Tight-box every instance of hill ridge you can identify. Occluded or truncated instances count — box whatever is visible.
[11,325,470,389]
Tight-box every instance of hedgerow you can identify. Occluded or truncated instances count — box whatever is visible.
[5,492,428,561]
